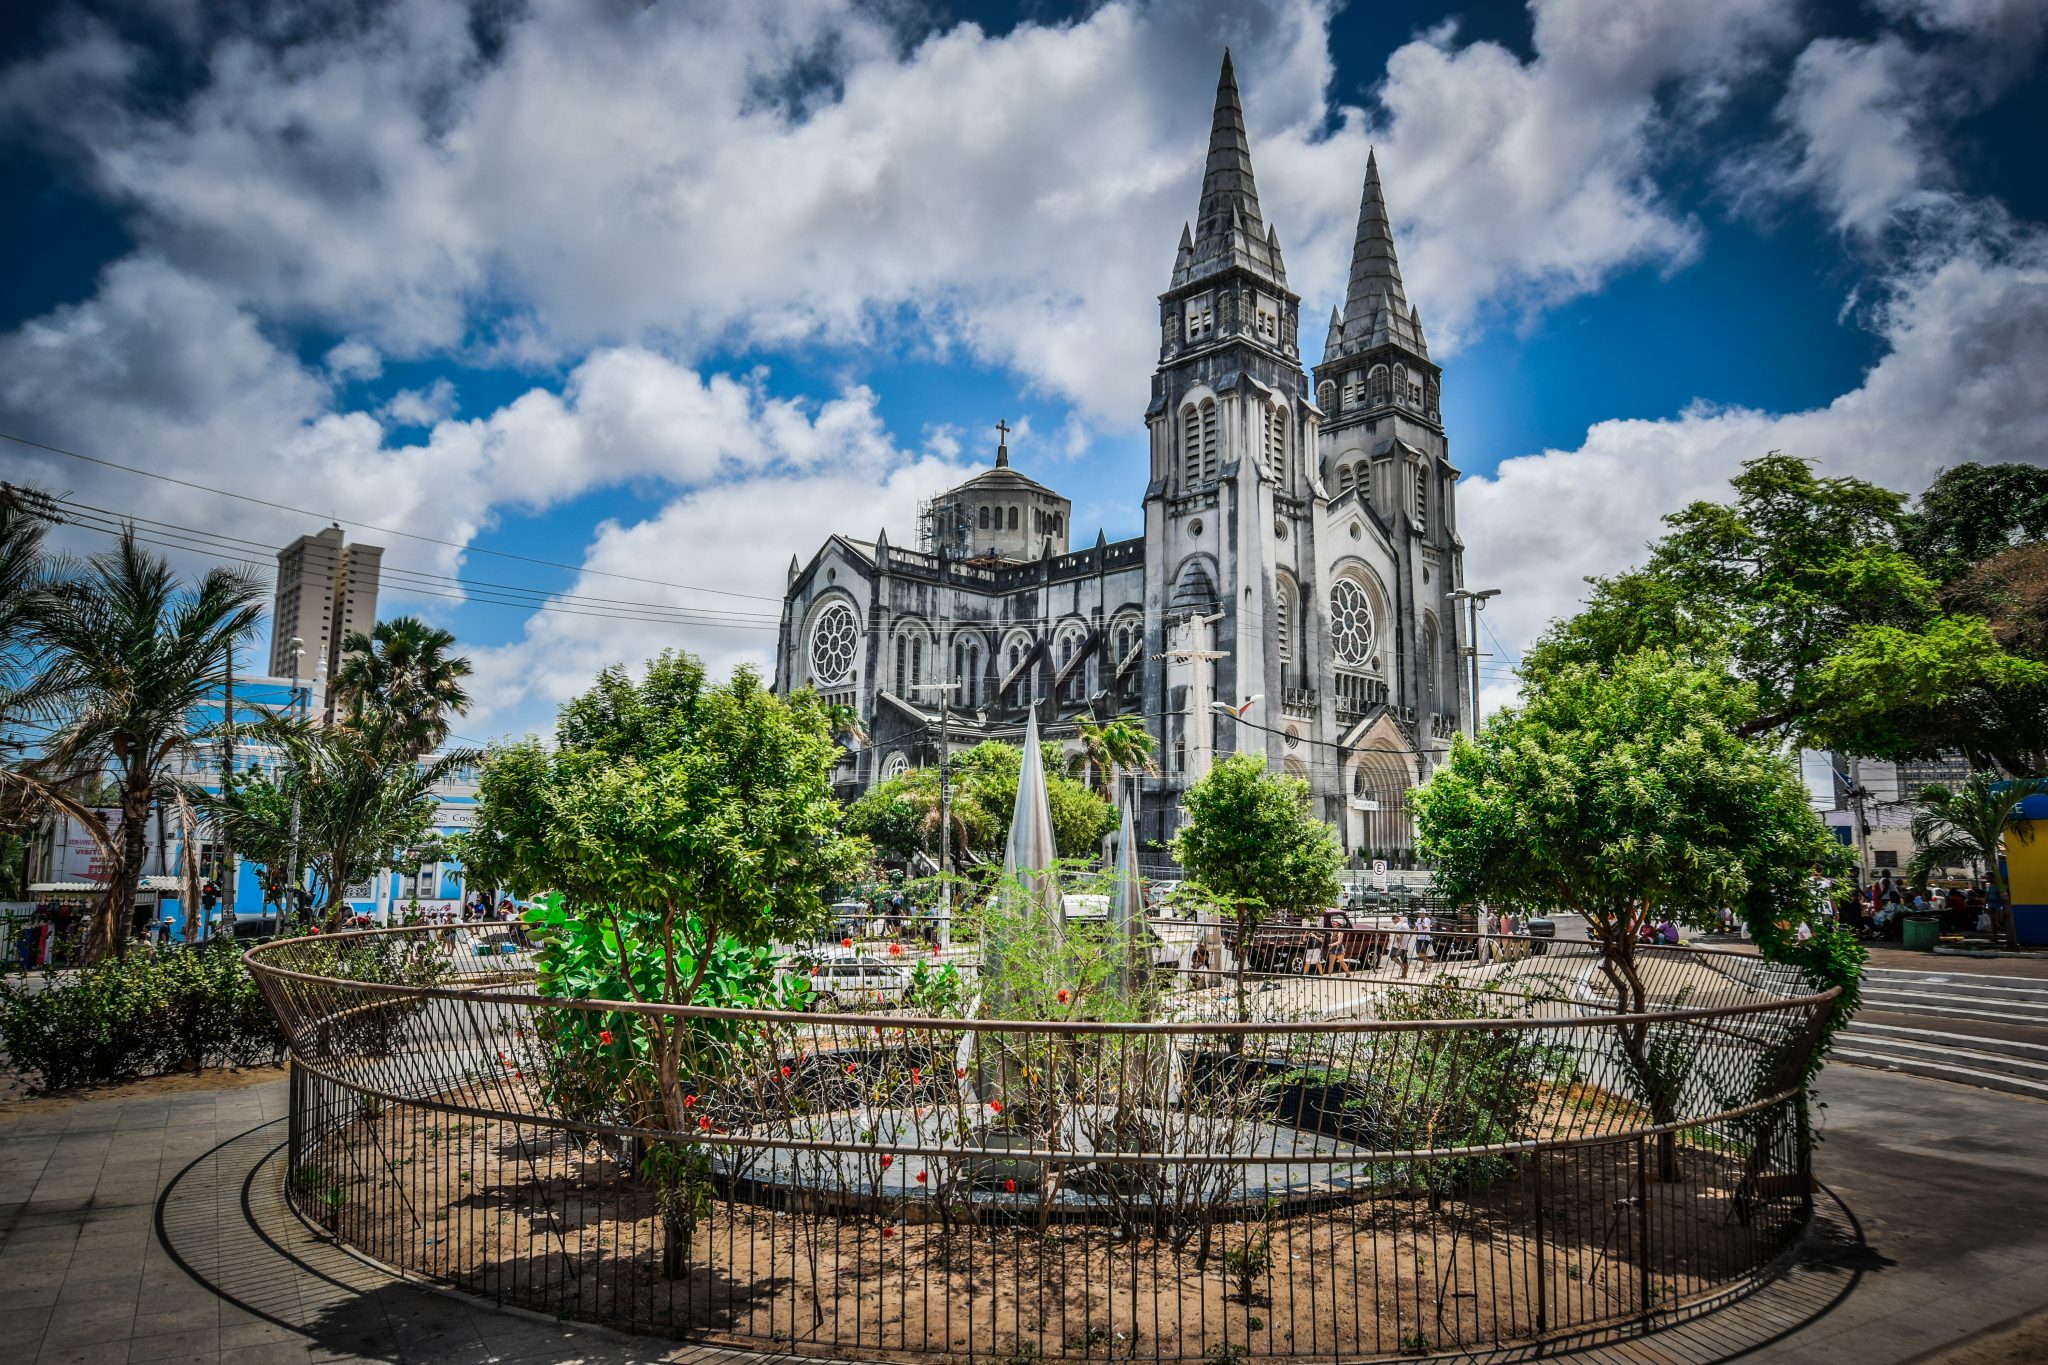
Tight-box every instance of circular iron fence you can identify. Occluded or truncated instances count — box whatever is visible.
[246,926,1834,1362]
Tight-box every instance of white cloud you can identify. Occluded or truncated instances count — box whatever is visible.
[1460,224,2048,696]
[463,452,970,736]
[0,0,1804,427]
[382,377,457,427]
[1738,2,2047,238]
[325,339,382,381]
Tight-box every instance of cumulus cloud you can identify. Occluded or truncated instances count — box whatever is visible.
[0,0,1801,425]
[1459,223,2048,699]
[1737,0,2048,238]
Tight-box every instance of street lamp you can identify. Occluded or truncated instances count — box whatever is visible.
[1448,589,1501,736]
[287,637,305,924]
[908,680,963,946]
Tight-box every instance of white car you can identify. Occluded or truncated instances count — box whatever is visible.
[808,961,912,1011]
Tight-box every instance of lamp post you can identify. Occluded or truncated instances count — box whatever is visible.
[1448,588,1501,737]
[909,679,963,946]
[287,636,305,925]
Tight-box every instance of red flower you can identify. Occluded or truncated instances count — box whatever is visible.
[990,1099,1003,1114]
[599,1029,614,1045]
[1003,1178,1017,1194]
[513,1070,522,1079]
[881,1225,896,1239]
[1057,989,1070,1004]
[496,1050,506,1062]
[698,1116,712,1130]
[879,1154,894,1169]
[846,1063,857,1075]
[916,1170,929,1185]
[684,1094,697,1107]
[780,1065,792,1079]
[931,943,941,955]
[911,1067,921,1083]
[842,938,853,949]
[956,1067,967,1079]
[889,943,903,956]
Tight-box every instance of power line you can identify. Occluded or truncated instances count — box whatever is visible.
[1,428,783,602]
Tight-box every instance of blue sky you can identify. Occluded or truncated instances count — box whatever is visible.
[2,0,2044,739]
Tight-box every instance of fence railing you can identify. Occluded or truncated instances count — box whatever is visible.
[246,927,1833,1362]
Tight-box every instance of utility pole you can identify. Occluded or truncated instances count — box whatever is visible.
[909,676,963,946]
[287,636,305,925]
[217,638,236,938]
[1158,611,1228,780]
[1449,588,1501,737]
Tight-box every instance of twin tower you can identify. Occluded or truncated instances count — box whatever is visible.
[1141,51,1466,854]
[777,51,1468,858]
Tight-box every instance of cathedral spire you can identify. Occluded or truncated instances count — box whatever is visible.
[1172,50,1286,290]
[1334,150,1426,357]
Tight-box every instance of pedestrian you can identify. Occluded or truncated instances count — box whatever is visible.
[1391,916,1414,979]
[1416,911,1434,963]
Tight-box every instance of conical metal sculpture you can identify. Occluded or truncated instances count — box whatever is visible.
[1112,798,1142,994]
[1000,707,1063,945]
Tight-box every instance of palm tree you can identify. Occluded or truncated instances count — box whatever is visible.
[1911,771,2048,948]
[1068,713,1159,801]
[822,700,869,749]
[332,615,473,760]
[34,529,264,959]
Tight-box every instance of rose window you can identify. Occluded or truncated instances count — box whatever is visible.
[1330,579,1375,666]
[808,602,858,685]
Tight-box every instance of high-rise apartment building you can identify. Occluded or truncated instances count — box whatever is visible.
[269,525,382,703]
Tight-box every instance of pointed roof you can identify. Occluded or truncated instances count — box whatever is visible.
[1171,51,1287,292]
[1333,150,1427,358]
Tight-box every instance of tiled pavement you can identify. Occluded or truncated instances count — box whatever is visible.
[0,1067,2043,1364]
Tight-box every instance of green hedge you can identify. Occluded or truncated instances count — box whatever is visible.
[0,940,285,1092]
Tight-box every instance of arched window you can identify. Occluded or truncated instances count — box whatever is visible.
[1368,365,1390,407]
[1392,364,1407,408]
[1274,576,1296,668]
[978,506,990,530]
[1337,463,1356,494]
[1317,380,1335,413]
[894,636,909,695]
[1412,461,1429,526]
[884,752,910,781]
[910,636,922,689]
[1329,578,1376,667]
[1008,506,1019,531]
[1263,402,1287,484]
[1180,398,1218,486]
[1423,615,1442,712]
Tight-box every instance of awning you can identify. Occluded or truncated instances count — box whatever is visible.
[28,876,180,894]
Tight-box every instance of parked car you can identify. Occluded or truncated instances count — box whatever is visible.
[1522,917,1556,954]
[809,961,911,1011]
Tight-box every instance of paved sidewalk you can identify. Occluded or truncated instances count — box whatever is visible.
[1,1064,2043,1364]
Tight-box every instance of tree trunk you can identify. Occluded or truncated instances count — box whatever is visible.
[1596,917,1680,1180]
[93,781,153,962]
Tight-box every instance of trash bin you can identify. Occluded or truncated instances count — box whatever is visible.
[1902,915,1941,950]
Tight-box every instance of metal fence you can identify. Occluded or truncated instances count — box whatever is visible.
[246,927,1834,1362]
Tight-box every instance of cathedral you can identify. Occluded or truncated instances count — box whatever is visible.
[774,52,1470,858]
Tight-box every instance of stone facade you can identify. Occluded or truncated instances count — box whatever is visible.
[775,53,1471,856]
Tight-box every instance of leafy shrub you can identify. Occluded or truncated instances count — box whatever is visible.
[0,940,285,1092]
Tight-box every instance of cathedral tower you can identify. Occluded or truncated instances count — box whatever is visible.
[1142,51,1317,838]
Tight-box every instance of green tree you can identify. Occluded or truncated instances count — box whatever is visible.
[462,655,864,1275]
[1908,461,2048,584]
[843,739,1115,866]
[1067,713,1160,795]
[462,654,865,1089]
[331,615,474,761]
[1524,454,2048,771]
[195,717,473,924]
[1909,772,2048,949]
[33,530,264,960]
[1171,754,1343,1023]
[1410,651,1853,1176]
